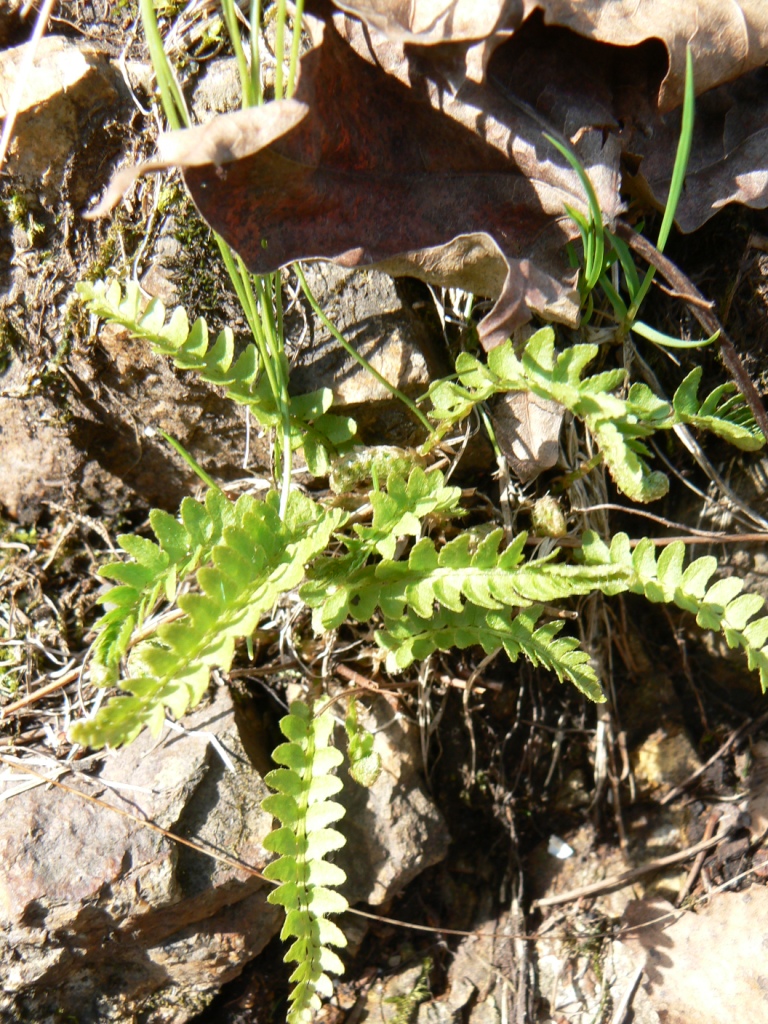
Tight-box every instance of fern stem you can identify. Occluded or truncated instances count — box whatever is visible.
[294,264,433,435]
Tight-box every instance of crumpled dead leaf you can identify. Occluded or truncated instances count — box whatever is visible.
[628,67,768,231]
[525,0,768,111]
[91,0,768,340]
[491,391,564,482]
[178,9,621,348]
[329,0,768,228]
[335,0,768,109]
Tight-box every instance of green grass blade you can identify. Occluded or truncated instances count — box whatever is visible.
[138,0,189,129]
[545,133,605,293]
[627,47,695,322]
[632,320,718,349]
[657,47,695,254]
[222,0,256,108]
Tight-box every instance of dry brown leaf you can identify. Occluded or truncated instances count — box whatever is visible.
[628,67,768,231]
[491,391,563,482]
[334,0,768,110]
[174,9,622,347]
[333,0,768,229]
[525,0,768,111]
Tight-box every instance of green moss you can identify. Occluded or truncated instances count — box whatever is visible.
[3,192,45,245]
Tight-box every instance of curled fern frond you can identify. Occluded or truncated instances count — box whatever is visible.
[262,701,349,1024]
[345,698,381,787]
[672,367,764,450]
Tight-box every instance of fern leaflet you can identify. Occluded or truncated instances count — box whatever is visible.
[579,532,768,690]
[71,491,346,748]
[424,328,764,502]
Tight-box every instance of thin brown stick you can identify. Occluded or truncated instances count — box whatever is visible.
[676,810,721,906]
[615,223,768,442]
[1,667,80,718]
[532,829,732,909]
[660,707,768,805]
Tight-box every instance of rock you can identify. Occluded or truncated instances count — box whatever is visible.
[0,684,452,1021]
[616,891,768,1024]
[0,330,263,524]
[631,726,702,796]
[334,698,451,906]
[0,36,121,200]
[356,908,512,1024]
[289,262,449,446]
[0,685,281,1023]
[190,57,244,121]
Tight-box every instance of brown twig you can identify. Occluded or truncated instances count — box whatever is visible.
[615,224,768,442]
[1,667,81,718]
[531,828,733,909]
[676,810,722,906]
[660,707,768,805]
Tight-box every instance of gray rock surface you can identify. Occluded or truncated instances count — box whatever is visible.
[290,262,449,446]
[335,699,451,906]
[0,686,280,1023]
[0,687,451,1022]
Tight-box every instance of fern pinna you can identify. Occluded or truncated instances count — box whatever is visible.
[77,278,356,475]
[70,490,345,749]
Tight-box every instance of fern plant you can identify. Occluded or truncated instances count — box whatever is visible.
[67,6,768,1021]
[74,273,768,1020]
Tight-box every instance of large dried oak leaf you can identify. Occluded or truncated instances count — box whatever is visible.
[176,11,620,348]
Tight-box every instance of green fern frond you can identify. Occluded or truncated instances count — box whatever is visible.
[76,278,356,475]
[303,466,464,617]
[672,367,764,450]
[262,700,349,1024]
[579,532,768,690]
[376,603,603,700]
[304,526,626,633]
[71,492,346,749]
[425,328,764,503]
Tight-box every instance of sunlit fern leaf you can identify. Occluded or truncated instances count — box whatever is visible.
[71,492,346,749]
[423,329,764,504]
[76,277,357,474]
[262,701,349,1024]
